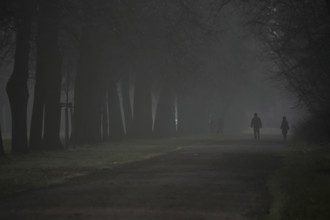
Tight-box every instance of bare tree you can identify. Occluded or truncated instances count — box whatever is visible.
[71,25,105,144]
[30,0,63,150]
[6,0,35,154]
[240,0,330,140]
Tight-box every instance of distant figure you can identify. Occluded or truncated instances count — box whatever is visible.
[251,113,262,140]
[216,118,224,135]
[280,116,289,141]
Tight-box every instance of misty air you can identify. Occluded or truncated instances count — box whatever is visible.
[0,1,329,219]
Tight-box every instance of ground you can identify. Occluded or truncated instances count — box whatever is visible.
[0,137,285,220]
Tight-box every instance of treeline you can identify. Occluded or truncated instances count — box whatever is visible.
[242,0,330,142]
[0,0,231,155]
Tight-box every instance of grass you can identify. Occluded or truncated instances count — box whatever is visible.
[0,137,208,199]
[267,142,330,220]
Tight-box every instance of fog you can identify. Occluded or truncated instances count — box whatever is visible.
[1,2,329,219]
[0,0,308,150]
[192,6,303,134]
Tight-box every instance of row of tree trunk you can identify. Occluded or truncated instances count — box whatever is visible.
[1,0,212,155]
[3,0,64,154]
[30,0,62,150]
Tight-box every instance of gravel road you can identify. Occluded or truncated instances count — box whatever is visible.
[0,138,285,220]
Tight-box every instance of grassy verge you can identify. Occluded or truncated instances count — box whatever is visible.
[267,143,330,220]
[0,137,206,199]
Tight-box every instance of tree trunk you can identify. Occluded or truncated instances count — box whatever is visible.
[132,73,153,138]
[177,92,192,135]
[101,91,109,140]
[6,0,34,154]
[121,74,133,136]
[30,0,62,150]
[72,28,104,145]
[108,80,125,140]
[0,125,4,156]
[29,78,44,150]
[72,74,103,144]
[153,83,176,137]
[40,0,63,149]
[326,0,330,13]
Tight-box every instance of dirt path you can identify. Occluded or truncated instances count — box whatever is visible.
[0,138,285,220]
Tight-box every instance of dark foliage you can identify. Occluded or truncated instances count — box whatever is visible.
[242,0,330,142]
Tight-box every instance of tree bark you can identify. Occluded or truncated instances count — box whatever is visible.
[132,73,153,138]
[30,0,62,150]
[40,0,62,149]
[121,74,133,136]
[326,0,330,14]
[6,0,34,154]
[153,83,176,137]
[72,28,104,145]
[101,91,109,140]
[29,78,44,150]
[108,80,125,140]
[0,125,4,156]
[177,92,192,135]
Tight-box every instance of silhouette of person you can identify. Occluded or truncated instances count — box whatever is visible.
[280,116,289,141]
[216,118,224,135]
[251,113,262,140]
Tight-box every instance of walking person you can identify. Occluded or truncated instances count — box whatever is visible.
[280,116,289,141]
[251,113,262,140]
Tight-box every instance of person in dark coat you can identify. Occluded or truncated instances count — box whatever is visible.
[251,113,262,140]
[280,116,289,141]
